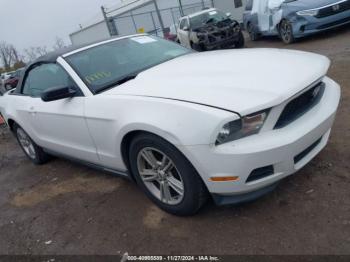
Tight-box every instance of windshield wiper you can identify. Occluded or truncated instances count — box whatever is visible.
[95,74,138,94]
[114,74,138,85]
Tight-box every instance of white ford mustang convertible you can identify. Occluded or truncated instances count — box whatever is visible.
[0,35,340,215]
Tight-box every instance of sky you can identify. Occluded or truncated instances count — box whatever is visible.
[0,0,121,53]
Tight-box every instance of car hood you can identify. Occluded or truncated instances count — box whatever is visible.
[104,49,330,115]
[286,0,340,10]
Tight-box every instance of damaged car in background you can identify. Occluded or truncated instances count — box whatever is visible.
[177,8,244,51]
[244,0,350,44]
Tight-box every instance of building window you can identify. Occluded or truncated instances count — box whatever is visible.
[245,0,253,11]
[234,0,243,8]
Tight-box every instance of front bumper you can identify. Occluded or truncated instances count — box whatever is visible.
[180,77,341,203]
[291,9,350,38]
[198,31,241,50]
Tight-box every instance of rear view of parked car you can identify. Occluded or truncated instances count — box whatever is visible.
[1,71,14,87]
[177,8,244,51]
[244,0,350,44]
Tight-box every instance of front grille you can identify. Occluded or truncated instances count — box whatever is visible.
[316,0,350,18]
[294,138,322,164]
[316,15,350,29]
[275,82,325,129]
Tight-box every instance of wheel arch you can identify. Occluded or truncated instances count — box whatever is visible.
[277,18,287,30]
[119,128,207,189]
[7,118,16,132]
[120,130,145,181]
[119,127,183,181]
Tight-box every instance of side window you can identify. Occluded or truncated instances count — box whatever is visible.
[179,19,186,30]
[22,64,77,97]
[184,19,189,29]
[234,0,243,8]
[245,0,253,11]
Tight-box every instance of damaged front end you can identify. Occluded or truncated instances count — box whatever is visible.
[192,19,243,51]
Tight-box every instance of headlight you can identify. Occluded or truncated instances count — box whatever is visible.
[297,9,318,16]
[216,110,269,145]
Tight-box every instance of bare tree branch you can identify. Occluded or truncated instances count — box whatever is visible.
[24,47,38,62]
[24,46,49,62]
[53,37,66,51]
[35,46,49,57]
[0,41,13,69]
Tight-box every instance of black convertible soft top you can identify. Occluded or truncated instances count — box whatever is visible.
[13,35,122,94]
[13,46,82,94]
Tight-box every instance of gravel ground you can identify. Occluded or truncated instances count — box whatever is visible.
[0,26,349,255]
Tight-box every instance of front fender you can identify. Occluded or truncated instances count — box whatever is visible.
[84,95,236,170]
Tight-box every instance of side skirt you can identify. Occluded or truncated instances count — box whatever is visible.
[43,148,132,181]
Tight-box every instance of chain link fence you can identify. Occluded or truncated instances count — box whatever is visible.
[106,0,214,37]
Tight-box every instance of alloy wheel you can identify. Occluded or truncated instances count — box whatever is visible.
[17,128,36,159]
[280,21,293,44]
[137,147,185,205]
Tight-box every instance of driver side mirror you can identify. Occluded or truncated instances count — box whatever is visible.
[41,86,77,102]
[226,12,231,17]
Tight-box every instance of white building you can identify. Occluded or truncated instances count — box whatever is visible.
[70,0,247,46]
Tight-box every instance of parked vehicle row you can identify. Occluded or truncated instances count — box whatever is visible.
[0,34,341,215]
[1,68,24,91]
[4,69,24,90]
[161,0,350,50]
[1,71,15,86]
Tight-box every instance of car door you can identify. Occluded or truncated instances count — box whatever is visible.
[19,63,100,164]
[257,0,271,32]
[177,18,191,48]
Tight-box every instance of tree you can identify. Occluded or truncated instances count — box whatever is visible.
[24,46,49,62]
[0,41,26,70]
[0,41,13,70]
[13,61,26,70]
[24,47,38,62]
[10,45,21,64]
[35,46,49,57]
[53,37,66,51]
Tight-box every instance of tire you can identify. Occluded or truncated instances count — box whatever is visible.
[235,31,245,48]
[5,84,11,91]
[14,124,50,165]
[247,23,259,41]
[128,133,208,216]
[279,20,295,44]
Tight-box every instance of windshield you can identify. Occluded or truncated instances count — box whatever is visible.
[65,36,191,93]
[190,10,228,29]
